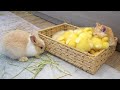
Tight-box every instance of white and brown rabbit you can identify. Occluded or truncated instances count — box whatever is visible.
[2,29,45,62]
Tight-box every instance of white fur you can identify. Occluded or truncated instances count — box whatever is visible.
[26,35,37,57]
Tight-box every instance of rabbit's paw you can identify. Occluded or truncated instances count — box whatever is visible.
[19,57,28,62]
[35,55,41,59]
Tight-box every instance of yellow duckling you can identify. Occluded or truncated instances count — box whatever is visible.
[81,32,92,39]
[101,36,109,49]
[75,31,92,44]
[76,38,91,52]
[57,30,73,41]
[67,40,76,48]
[63,30,73,40]
[79,32,88,38]
[66,33,78,48]
[91,37,103,50]
[74,28,83,36]
[102,36,109,42]
[102,42,109,49]
[75,32,87,44]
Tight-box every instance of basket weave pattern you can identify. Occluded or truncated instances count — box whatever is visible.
[38,23,117,74]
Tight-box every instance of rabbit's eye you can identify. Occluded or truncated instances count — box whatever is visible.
[40,46,43,49]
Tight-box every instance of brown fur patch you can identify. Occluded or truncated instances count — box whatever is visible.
[3,30,30,57]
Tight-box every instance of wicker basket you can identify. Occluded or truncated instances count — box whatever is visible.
[38,23,118,74]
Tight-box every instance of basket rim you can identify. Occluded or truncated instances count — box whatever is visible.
[38,23,80,33]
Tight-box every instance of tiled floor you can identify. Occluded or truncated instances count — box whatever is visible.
[11,11,55,29]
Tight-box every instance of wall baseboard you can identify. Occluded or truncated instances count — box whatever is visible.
[32,11,64,24]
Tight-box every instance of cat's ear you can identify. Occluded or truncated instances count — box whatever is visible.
[96,23,101,27]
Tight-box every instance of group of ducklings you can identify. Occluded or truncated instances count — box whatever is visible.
[52,27,109,55]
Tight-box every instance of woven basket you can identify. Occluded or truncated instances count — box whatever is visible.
[38,23,118,74]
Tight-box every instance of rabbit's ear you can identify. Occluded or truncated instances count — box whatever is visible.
[30,35,36,44]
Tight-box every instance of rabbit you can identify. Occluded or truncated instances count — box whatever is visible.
[2,29,45,62]
[93,23,116,46]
